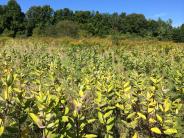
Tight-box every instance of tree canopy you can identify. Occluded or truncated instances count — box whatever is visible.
[0,0,183,42]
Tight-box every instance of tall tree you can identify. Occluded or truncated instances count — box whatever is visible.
[124,14,148,36]
[3,0,24,37]
[172,24,184,42]
[26,5,54,36]
[0,5,6,34]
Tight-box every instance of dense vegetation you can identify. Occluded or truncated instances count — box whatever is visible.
[0,0,184,42]
[0,37,183,137]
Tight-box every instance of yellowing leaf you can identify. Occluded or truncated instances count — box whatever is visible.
[150,77,157,84]
[124,86,131,92]
[163,128,177,135]
[156,114,163,123]
[137,112,146,120]
[115,103,124,110]
[79,89,84,97]
[108,85,113,92]
[151,127,161,134]
[149,118,156,123]
[83,134,97,138]
[29,113,44,128]
[132,132,138,138]
[159,104,164,112]
[124,81,130,88]
[0,126,4,136]
[13,88,21,93]
[164,99,171,112]
[3,88,9,100]
[148,107,154,113]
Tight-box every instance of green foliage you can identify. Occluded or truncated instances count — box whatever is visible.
[0,38,183,137]
[46,20,80,38]
[0,1,183,41]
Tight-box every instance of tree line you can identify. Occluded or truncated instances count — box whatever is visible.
[0,0,184,42]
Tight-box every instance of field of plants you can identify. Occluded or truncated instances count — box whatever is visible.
[0,37,183,138]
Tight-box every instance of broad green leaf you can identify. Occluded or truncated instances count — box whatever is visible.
[80,123,86,129]
[98,112,104,124]
[106,124,114,132]
[62,116,69,122]
[163,128,177,135]
[127,112,136,119]
[107,117,115,125]
[47,122,55,128]
[29,113,44,128]
[130,120,138,129]
[65,106,69,115]
[151,127,161,134]
[104,110,113,119]
[115,103,124,110]
[96,92,102,103]
[87,119,96,124]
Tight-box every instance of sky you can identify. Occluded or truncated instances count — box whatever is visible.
[0,0,183,27]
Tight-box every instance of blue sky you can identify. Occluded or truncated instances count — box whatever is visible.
[0,0,183,27]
